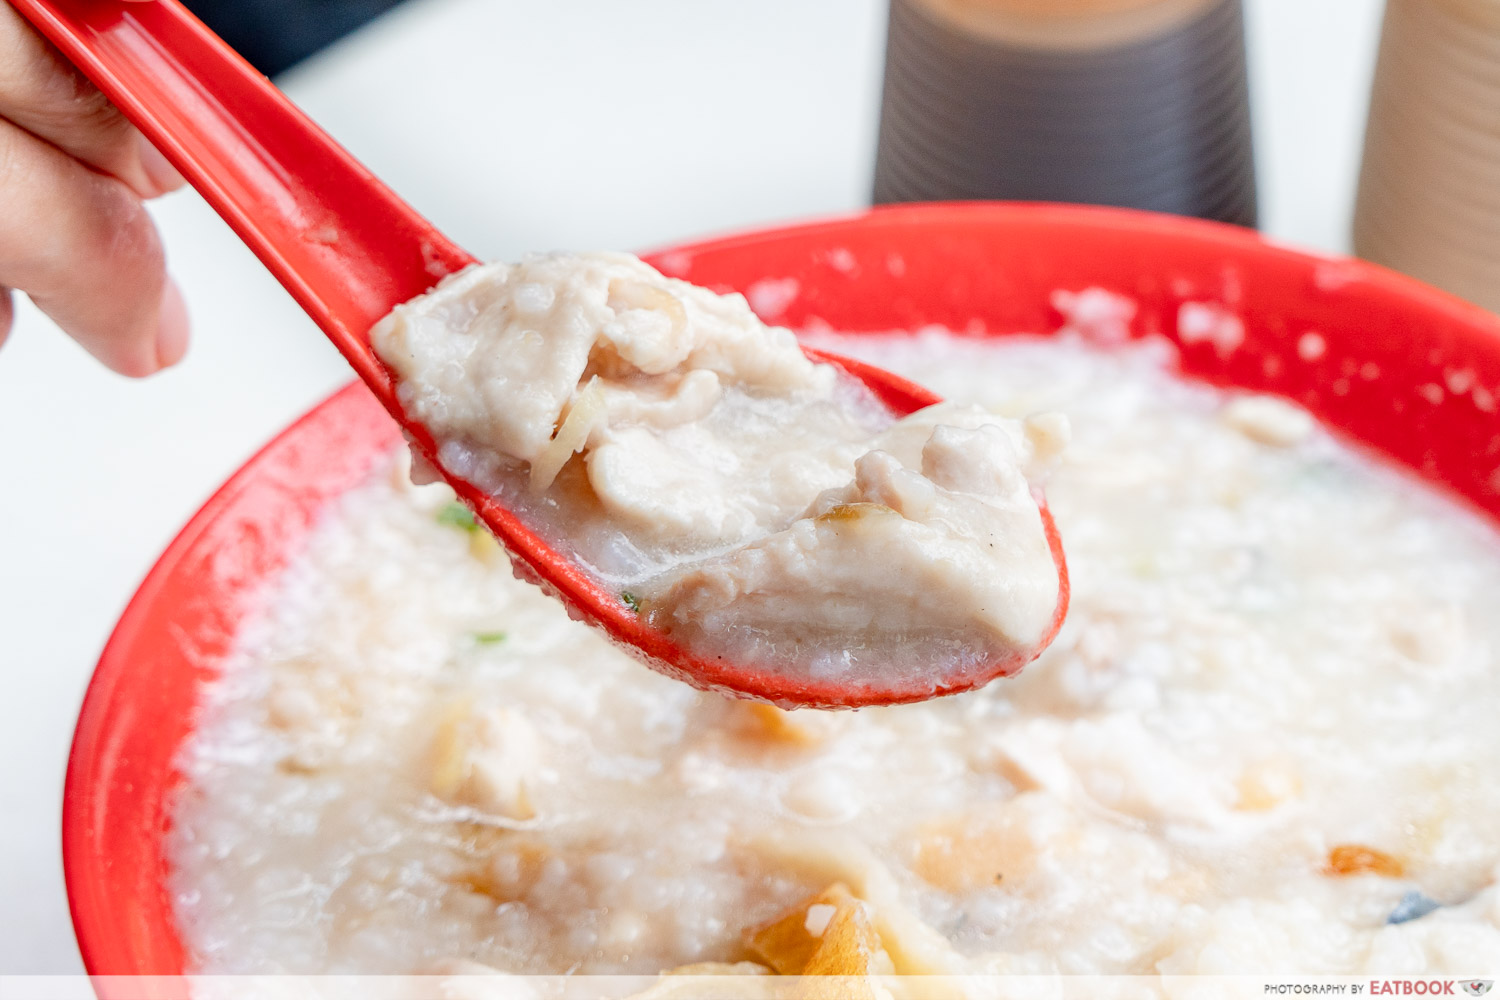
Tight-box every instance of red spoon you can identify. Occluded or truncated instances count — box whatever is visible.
[14,0,1068,707]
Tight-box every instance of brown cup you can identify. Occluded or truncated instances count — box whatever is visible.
[872,0,1259,226]
[1353,0,1500,313]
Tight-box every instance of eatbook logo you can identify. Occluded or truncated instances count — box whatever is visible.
[1461,983,1494,997]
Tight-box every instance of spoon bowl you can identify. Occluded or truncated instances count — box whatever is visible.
[13,0,1068,706]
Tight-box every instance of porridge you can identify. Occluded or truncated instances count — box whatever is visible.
[371,253,1064,692]
[169,330,1500,977]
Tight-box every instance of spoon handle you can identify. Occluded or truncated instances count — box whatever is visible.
[10,0,475,397]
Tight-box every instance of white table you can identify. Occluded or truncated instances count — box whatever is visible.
[0,0,1383,975]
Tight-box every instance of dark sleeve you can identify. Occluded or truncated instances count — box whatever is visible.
[183,0,410,77]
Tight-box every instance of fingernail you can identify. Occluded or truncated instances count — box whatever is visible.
[136,133,186,196]
[155,278,190,370]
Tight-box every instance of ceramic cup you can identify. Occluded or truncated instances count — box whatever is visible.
[872,0,1258,226]
[1354,0,1500,313]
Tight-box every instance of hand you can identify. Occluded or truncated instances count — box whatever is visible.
[1,0,188,376]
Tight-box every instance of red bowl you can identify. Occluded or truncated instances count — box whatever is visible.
[65,202,1500,980]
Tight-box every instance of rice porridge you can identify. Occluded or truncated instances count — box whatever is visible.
[370,253,1064,694]
[168,331,1500,977]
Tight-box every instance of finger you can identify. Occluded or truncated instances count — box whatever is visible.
[0,3,183,199]
[155,275,189,368]
[0,117,186,377]
[0,286,12,353]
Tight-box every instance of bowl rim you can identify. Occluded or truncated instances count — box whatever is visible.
[646,200,1498,334]
[63,380,393,977]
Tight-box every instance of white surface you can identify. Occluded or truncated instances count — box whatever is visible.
[0,0,1381,974]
